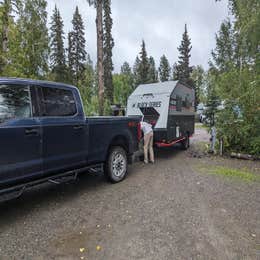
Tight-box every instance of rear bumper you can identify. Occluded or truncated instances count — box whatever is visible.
[153,129,168,143]
[155,137,186,147]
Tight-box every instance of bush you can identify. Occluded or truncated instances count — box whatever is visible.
[249,136,260,156]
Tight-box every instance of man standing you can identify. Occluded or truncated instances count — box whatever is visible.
[141,120,154,164]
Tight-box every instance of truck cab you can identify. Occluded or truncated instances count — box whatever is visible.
[0,78,140,194]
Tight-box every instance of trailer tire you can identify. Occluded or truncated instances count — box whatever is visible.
[181,134,190,150]
[105,146,128,183]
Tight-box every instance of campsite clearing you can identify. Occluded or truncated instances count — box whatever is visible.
[0,126,259,260]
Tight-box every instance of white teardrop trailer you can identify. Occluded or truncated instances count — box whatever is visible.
[127,81,195,149]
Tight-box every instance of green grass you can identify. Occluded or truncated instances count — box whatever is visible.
[195,123,209,130]
[195,141,209,153]
[214,167,260,182]
[198,165,260,182]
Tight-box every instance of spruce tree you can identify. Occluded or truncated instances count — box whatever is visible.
[191,65,205,109]
[158,55,171,82]
[176,24,192,84]
[49,5,66,82]
[67,31,73,83]
[211,19,236,72]
[172,62,178,80]
[138,40,149,84]
[103,0,114,105]
[121,61,131,75]
[121,61,134,90]
[133,56,141,87]
[68,6,86,85]
[147,56,158,83]
[205,70,220,125]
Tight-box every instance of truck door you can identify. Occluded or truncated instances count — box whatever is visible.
[0,84,42,186]
[37,86,87,174]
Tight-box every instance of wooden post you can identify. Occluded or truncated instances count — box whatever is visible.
[219,138,223,156]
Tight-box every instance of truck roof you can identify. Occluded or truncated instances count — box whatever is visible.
[0,77,78,90]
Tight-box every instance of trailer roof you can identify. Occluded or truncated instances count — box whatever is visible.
[129,81,178,96]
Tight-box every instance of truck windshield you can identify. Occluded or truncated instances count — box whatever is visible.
[0,85,32,123]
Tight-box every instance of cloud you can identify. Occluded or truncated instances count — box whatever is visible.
[47,0,229,72]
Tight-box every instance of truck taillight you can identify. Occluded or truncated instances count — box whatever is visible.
[137,122,142,141]
[128,121,136,127]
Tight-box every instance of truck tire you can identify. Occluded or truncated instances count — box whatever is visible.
[181,134,190,150]
[105,146,128,183]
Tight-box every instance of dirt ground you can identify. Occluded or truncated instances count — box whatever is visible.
[0,125,259,260]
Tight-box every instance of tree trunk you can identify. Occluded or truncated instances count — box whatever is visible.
[0,0,11,73]
[96,0,104,115]
[230,152,257,160]
[2,23,9,54]
[2,1,10,53]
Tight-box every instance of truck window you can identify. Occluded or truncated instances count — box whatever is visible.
[0,85,32,124]
[40,87,77,117]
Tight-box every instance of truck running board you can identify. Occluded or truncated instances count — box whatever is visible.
[0,164,103,203]
[48,171,79,185]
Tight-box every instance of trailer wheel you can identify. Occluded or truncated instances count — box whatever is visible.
[105,146,128,183]
[181,134,190,150]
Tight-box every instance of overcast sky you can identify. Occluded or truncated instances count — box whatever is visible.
[47,0,229,72]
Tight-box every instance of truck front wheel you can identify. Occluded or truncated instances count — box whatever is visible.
[105,146,128,183]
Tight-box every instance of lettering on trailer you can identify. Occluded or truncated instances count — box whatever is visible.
[132,101,162,108]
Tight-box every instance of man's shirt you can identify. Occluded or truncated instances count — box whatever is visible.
[141,121,153,135]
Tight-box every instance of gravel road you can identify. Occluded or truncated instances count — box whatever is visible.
[0,126,259,260]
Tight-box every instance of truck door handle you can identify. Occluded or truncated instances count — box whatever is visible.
[73,125,83,130]
[25,128,39,136]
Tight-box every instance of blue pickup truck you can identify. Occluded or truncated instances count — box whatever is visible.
[0,78,140,199]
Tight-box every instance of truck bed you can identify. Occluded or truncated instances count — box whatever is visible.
[86,116,140,165]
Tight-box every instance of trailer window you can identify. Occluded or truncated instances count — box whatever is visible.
[0,85,32,124]
[183,94,193,110]
[40,87,77,117]
[176,96,182,112]
[182,94,192,111]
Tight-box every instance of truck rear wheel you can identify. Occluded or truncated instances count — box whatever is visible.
[105,146,128,183]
